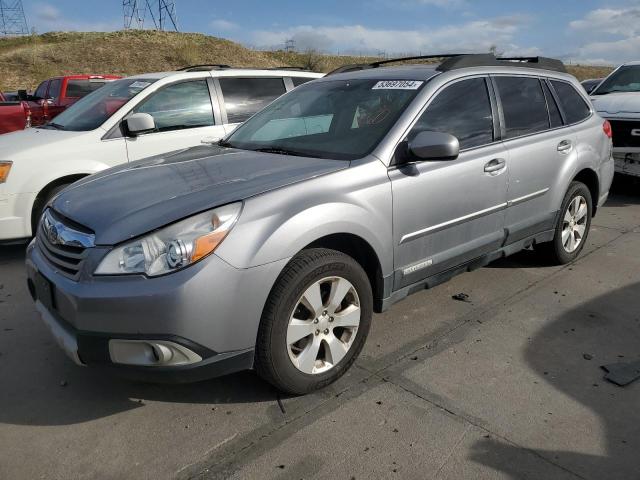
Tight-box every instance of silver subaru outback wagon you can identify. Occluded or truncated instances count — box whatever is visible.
[26,54,614,394]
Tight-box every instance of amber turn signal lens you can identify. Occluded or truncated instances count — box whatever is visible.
[0,162,12,183]
[191,229,228,262]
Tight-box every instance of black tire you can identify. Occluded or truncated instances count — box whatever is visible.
[255,248,373,395]
[538,181,593,265]
[31,183,70,235]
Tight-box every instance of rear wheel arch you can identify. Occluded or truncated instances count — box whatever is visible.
[31,174,88,233]
[572,168,599,215]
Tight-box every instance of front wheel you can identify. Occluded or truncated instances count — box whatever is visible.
[255,248,373,395]
[538,181,592,265]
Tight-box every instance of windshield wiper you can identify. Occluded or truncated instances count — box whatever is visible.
[217,139,235,148]
[42,122,66,130]
[253,147,318,158]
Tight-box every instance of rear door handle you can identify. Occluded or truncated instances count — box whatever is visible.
[484,158,506,174]
[557,140,573,153]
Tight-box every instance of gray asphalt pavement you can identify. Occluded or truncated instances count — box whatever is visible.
[1,178,639,480]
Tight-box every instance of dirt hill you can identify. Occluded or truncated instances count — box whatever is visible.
[0,30,613,91]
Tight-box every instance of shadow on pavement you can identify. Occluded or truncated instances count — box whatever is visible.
[604,176,640,208]
[469,283,640,479]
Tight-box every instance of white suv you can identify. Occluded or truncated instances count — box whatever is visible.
[589,61,640,177]
[0,66,322,241]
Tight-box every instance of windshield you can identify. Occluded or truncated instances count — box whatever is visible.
[224,78,425,160]
[592,66,640,95]
[41,78,159,131]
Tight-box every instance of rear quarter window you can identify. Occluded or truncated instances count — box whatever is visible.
[292,77,314,87]
[551,80,591,124]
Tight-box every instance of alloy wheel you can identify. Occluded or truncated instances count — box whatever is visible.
[562,195,588,253]
[287,276,361,374]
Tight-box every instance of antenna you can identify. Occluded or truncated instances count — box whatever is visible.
[0,0,29,36]
[122,0,178,31]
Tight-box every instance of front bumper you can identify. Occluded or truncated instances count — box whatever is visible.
[26,240,289,383]
[613,149,640,178]
[0,191,35,241]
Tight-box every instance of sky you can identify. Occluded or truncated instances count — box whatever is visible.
[17,0,640,64]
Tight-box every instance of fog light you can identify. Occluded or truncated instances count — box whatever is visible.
[108,339,202,366]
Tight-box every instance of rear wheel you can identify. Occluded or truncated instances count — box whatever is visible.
[538,181,592,264]
[255,248,373,395]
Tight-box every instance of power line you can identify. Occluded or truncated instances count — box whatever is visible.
[0,0,29,36]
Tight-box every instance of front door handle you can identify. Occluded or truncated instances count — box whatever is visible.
[484,158,506,174]
[557,140,573,153]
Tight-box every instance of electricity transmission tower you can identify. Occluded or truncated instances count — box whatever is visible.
[0,0,29,36]
[123,0,178,31]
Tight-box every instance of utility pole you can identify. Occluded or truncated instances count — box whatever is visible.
[122,0,178,31]
[0,0,29,36]
[285,38,295,53]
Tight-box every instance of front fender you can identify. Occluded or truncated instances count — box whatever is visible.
[215,160,393,275]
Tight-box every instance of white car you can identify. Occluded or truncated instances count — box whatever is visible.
[0,66,322,241]
[589,61,640,178]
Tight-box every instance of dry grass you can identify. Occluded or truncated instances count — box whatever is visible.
[0,30,614,91]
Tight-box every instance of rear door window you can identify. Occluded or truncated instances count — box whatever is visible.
[410,77,494,150]
[133,80,215,132]
[551,80,591,124]
[495,76,549,139]
[34,81,49,99]
[48,79,62,101]
[219,77,286,123]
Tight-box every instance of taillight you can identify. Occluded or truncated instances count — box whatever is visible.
[603,120,612,139]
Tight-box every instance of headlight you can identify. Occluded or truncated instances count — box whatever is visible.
[0,161,12,183]
[95,203,241,277]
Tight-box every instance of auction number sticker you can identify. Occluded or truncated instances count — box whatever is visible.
[372,80,424,90]
[129,81,152,90]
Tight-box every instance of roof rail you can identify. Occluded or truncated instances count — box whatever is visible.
[266,66,312,71]
[177,64,232,72]
[326,53,567,76]
[437,55,567,73]
[326,54,462,76]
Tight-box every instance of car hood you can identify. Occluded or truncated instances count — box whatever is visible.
[52,146,349,245]
[0,127,94,159]
[590,92,640,115]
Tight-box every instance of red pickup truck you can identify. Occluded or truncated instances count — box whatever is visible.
[0,74,121,135]
[0,91,31,135]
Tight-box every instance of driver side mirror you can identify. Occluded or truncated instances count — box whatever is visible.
[124,113,156,137]
[17,89,28,101]
[407,131,460,161]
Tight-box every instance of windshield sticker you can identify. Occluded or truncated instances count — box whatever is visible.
[129,81,151,90]
[372,80,424,90]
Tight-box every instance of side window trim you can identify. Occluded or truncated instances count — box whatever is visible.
[540,78,566,127]
[390,74,498,167]
[491,73,578,142]
[206,77,223,126]
[283,77,295,92]
[132,78,216,135]
[104,78,215,139]
[487,76,505,141]
[212,77,228,125]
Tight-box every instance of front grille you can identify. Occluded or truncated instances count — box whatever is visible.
[608,120,640,148]
[36,210,93,280]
